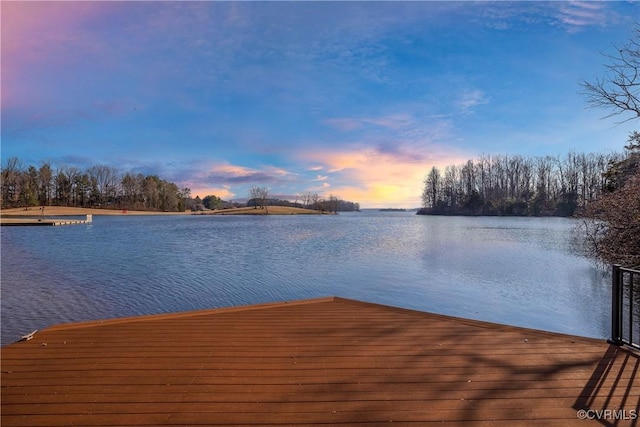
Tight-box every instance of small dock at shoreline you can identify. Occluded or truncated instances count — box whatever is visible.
[2,297,637,426]
[0,215,92,227]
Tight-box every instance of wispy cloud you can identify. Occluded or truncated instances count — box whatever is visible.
[323,118,365,132]
[324,114,413,132]
[202,164,294,186]
[469,1,622,33]
[457,89,489,113]
[557,1,608,30]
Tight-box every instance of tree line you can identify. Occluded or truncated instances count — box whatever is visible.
[0,158,361,214]
[419,150,624,217]
[292,191,360,212]
[0,158,191,212]
[194,187,361,213]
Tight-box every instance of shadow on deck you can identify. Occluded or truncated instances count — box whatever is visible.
[2,297,638,426]
[574,345,640,426]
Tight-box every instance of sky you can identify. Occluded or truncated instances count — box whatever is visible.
[2,1,639,208]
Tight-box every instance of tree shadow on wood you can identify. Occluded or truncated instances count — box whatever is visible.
[285,300,640,425]
[573,344,640,427]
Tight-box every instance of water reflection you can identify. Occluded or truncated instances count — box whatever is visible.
[1,212,610,345]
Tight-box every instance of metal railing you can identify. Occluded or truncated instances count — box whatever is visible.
[611,265,640,350]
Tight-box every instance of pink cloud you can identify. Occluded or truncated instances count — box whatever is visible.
[190,186,235,200]
[199,163,295,187]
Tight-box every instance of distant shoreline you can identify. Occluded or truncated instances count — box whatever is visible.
[192,206,329,215]
[415,207,575,218]
[0,205,328,217]
[0,206,190,217]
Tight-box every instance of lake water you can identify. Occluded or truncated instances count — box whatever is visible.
[1,211,610,345]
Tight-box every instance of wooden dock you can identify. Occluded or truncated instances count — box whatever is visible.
[1,297,638,426]
[0,215,92,226]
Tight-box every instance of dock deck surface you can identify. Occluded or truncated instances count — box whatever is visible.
[0,217,90,226]
[1,297,638,426]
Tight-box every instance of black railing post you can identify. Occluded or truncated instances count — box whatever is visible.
[630,270,635,346]
[611,264,621,345]
[611,265,640,349]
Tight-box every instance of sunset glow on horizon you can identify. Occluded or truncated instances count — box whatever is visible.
[2,1,638,208]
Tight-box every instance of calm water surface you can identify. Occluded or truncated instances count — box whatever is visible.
[1,211,609,345]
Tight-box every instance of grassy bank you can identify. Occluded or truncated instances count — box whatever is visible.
[0,205,329,217]
[192,206,329,215]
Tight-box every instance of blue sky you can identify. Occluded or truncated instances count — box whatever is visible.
[2,1,639,207]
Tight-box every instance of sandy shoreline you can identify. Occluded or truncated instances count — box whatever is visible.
[1,205,327,217]
[0,206,190,217]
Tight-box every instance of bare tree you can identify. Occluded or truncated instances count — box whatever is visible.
[53,166,80,206]
[249,186,260,209]
[178,187,191,212]
[328,194,339,213]
[579,28,640,266]
[442,164,459,208]
[309,192,320,211]
[581,28,640,123]
[421,166,441,209]
[300,192,312,208]
[257,187,269,214]
[249,186,269,213]
[581,167,640,267]
[121,173,139,209]
[87,165,120,207]
[1,157,22,208]
[143,176,160,210]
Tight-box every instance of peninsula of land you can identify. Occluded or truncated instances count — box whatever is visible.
[192,206,328,215]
